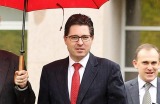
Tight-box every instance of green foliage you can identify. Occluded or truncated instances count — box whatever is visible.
[0,30,27,58]
[139,0,160,53]
[141,0,160,26]
[140,31,160,50]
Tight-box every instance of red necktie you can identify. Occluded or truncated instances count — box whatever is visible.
[71,63,81,104]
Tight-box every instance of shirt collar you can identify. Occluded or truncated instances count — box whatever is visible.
[151,77,157,87]
[138,76,146,90]
[69,53,90,68]
[138,75,157,90]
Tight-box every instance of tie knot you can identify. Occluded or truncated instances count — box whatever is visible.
[144,83,152,91]
[73,63,81,71]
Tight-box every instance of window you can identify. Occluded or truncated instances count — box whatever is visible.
[0,6,27,58]
[122,0,160,81]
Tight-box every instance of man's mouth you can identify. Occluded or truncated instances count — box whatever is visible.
[76,48,84,50]
[146,72,154,74]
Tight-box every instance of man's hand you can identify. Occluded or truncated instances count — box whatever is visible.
[14,70,29,88]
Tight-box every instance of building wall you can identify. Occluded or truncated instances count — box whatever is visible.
[103,0,122,64]
[27,0,122,102]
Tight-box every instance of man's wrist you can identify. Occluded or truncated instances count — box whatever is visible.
[15,85,28,91]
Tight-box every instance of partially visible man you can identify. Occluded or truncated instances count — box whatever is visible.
[125,43,160,104]
[0,50,35,104]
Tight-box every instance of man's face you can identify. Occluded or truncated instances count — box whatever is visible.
[133,49,160,82]
[64,25,93,62]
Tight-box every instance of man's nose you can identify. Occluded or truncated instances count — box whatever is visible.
[147,64,153,70]
[77,38,83,45]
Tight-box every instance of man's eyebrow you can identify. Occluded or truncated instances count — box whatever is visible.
[142,61,158,63]
[151,61,158,63]
[142,61,148,63]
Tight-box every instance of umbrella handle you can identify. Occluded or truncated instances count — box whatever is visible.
[19,55,24,70]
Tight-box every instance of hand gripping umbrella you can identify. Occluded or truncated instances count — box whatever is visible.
[0,0,109,70]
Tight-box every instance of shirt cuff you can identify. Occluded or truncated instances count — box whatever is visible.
[15,85,28,91]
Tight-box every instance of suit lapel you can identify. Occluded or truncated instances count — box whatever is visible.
[56,57,70,104]
[157,78,160,103]
[128,79,140,104]
[77,53,98,104]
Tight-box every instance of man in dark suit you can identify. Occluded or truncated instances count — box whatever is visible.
[125,43,160,104]
[38,14,127,104]
[0,50,35,104]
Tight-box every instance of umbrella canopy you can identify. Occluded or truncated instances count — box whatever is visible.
[0,0,108,12]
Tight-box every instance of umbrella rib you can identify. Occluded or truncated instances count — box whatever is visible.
[92,0,99,9]
[56,3,64,31]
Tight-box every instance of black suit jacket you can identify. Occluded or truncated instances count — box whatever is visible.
[38,53,127,104]
[0,50,35,104]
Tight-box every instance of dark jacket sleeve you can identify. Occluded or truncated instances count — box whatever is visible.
[14,82,36,104]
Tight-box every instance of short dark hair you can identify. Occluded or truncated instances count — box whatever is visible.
[64,14,94,36]
[134,43,160,60]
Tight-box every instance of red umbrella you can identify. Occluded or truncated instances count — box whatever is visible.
[0,0,108,11]
[0,0,109,70]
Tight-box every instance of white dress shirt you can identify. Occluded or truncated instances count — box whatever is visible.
[138,75,157,104]
[68,53,90,98]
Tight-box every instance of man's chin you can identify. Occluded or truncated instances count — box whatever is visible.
[145,76,156,82]
[76,52,86,57]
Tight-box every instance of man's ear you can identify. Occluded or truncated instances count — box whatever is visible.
[132,59,138,69]
[92,36,94,40]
